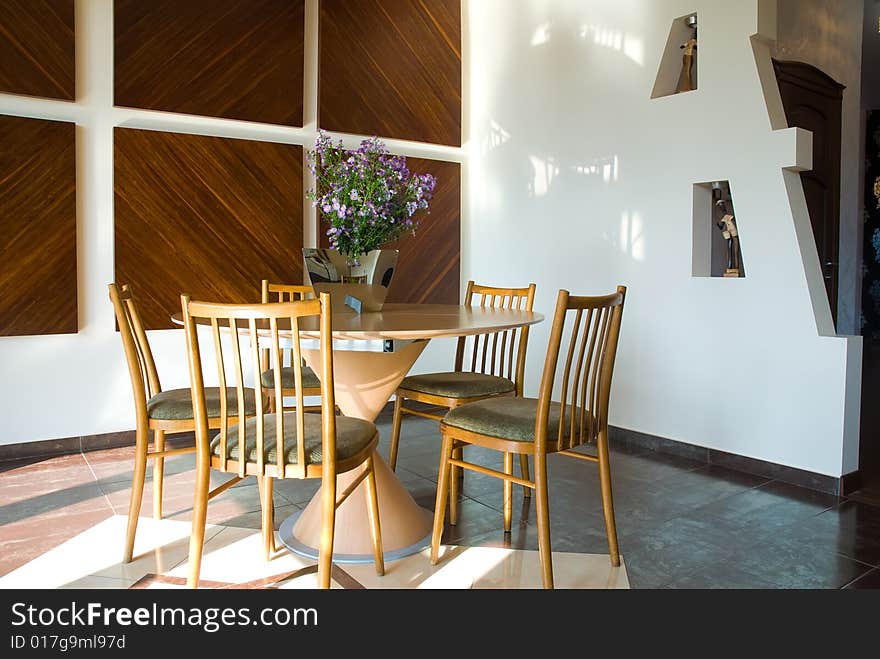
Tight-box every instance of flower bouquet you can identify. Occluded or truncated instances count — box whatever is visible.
[303,132,437,311]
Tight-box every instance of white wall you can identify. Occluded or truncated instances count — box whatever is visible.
[775,0,864,337]
[465,0,861,476]
[0,0,863,478]
[0,0,458,447]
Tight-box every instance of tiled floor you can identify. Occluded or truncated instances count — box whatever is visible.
[1,406,879,589]
[0,516,629,589]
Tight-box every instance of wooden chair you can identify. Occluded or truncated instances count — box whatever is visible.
[108,283,260,563]
[260,281,322,411]
[389,281,537,512]
[430,287,627,589]
[181,292,384,589]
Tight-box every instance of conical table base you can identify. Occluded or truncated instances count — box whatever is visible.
[278,340,434,562]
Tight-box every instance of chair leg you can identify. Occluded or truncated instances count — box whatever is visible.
[449,445,462,526]
[534,451,554,589]
[503,452,513,532]
[430,433,455,565]
[519,454,531,499]
[364,454,385,576]
[318,473,337,589]
[152,430,165,520]
[258,476,275,561]
[597,430,621,567]
[389,394,404,471]
[123,426,149,563]
[186,448,211,588]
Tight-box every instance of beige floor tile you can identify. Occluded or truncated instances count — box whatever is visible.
[165,526,314,585]
[0,515,222,588]
[0,515,628,590]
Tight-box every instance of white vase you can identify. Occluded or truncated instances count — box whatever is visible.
[303,248,399,312]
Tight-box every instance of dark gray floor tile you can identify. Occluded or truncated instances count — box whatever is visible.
[729,536,873,589]
[767,500,880,567]
[607,451,705,485]
[687,479,841,536]
[665,564,781,589]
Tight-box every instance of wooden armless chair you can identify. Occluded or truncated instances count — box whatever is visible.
[389,281,537,509]
[430,287,627,589]
[181,292,384,589]
[260,281,322,411]
[109,283,260,563]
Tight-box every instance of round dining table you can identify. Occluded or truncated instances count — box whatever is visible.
[175,303,544,563]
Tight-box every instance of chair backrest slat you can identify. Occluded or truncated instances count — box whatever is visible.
[261,280,314,378]
[453,281,537,395]
[108,284,163,417]
[248,318,265,475]
[269,317,285,474]
[227,318,247,478]
[577,310,599,447]
[209,318,228,470]
[182,294,329,481]
[534,287,626,454]
[556,309,582,447]
[291,315,307,471]
[569,309,593,449]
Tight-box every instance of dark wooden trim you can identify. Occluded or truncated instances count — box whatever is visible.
[0,430,197,462]
[3,417,858,499]
[841,470,862,497]
[610,425,856,496]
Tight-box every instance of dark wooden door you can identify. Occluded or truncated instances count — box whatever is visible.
[773,59,844,329]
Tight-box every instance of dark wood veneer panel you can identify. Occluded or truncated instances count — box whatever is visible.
[0,115,77,336]
[114,0,304,126]
[319,158,460,305]
[115,128,303,330]
[0,0,75,100]
[320,0,461,146]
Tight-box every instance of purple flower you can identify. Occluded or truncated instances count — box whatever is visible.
[304,131,436,257]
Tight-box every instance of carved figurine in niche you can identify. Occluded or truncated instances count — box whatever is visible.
[713,184,742,277]
[676,15,698,93]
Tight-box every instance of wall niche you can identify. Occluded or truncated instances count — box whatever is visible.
[692,181,746,279]
[651,13,698,99]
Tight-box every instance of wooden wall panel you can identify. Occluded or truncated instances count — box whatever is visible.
[115,128,303,330]
[0,115,77,336]
[114,0,304,126]
[0,0,75,100]
[320,158,460,305]
[320,0,461,146]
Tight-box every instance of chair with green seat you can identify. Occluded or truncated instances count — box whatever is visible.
[260,281,323,411]
[181,292,384,589]
[388,281,536,514]
[108,283,260,564]
[430,287,627,589]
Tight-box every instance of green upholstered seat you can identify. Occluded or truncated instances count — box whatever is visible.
[260,366,321,391]
[442,397,593,444]
[210,413,376,465]
[147,387,258,421]
[400,371,515,399]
